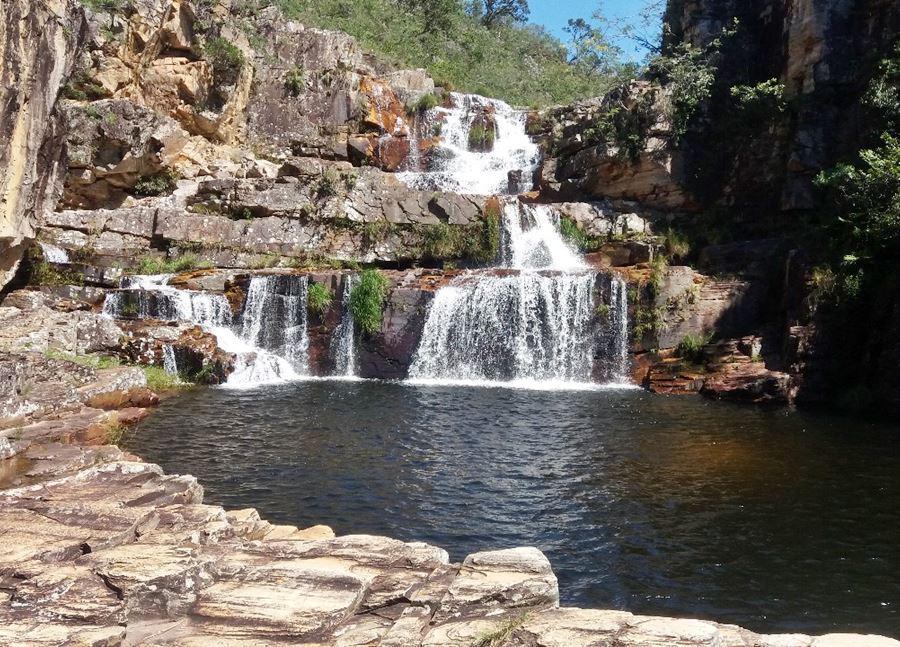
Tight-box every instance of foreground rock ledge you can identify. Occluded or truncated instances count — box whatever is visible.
[0,439,896,647]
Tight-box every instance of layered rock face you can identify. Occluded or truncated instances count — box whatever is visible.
[0,0,86,290]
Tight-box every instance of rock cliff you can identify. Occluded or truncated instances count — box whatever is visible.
[0,0,86,290]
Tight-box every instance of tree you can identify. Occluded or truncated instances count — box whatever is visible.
[478,0,529,28]
[564,12,622,75]
[401,0,461,34]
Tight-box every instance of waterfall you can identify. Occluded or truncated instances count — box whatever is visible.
[409,273,597,384]
[501,202,585,271]
[240,275,310,374]
[330,276,358,378]
[609,277,630,383]
[102,273,311,389]
[102,274,231,327]
[162,345,179,376]
[409,200,631,388]
[397,92,540,195]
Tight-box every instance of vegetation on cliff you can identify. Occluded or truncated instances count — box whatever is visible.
[275,0,634,107]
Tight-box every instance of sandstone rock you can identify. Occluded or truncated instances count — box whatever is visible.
[0,0,86,290]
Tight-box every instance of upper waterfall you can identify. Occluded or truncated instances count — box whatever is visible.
[397,92,540,195]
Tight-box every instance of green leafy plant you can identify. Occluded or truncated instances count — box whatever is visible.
[675,332,711,364]
[307,282,334,315]
[467,122,495,150]
[413,92,440,113]
[317,167,342,198]
[730,78,787,120]
[134,253,210,275]
[559,216,602,252]
[204,37,245,80]
[285,65,306,96]
[349,269,389,335]
[133,170,178,197]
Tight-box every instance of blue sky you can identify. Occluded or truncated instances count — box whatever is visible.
[528,0,656,61]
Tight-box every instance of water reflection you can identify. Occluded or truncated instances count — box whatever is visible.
[130,381,900,637]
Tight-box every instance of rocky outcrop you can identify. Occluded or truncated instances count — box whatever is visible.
[0,0,86,290]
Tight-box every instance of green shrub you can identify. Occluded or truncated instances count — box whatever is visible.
[649,21,737,141]
[317,167,342,198]
[730,78,787,120]
[285,65,306,96]
[423,222,462,258]
[559,217,602,252]
[647,254,668,298]
[307,282,334,315]
[349,269,389,335]
[413,92,440,113]
[467,122,495,150]
[675,332,710,364]
[663,227,691,260]
[29,261,83,287]
[133,170,178,197]
[134,253,210,275]
[204,37,245,78]
[142,365,190,391]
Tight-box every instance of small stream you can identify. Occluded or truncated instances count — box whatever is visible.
[130,380,900,637]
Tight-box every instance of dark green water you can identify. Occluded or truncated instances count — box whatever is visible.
[130,381,900,637]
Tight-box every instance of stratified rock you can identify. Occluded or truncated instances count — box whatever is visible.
[0,0,86,290]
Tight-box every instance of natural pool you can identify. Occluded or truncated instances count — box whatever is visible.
[130,380,900,637]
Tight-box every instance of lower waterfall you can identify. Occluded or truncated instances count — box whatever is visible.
[330,276,358,378]
[408,200,631,388]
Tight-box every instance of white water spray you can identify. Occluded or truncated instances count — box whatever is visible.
[398,92,540,195]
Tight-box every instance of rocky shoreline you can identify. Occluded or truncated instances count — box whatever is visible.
[0,305,896,647]
[2,385,899,647]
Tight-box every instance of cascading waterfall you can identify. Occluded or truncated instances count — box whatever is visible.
[410,201,596,385]
[330,276,358,378]
[409,201,631,387]
[239,275,310,374]
[102,273,311,389]
[162,345,179,376]
[398,92,540,195]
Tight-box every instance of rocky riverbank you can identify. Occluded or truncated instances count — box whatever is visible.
[2,388,899,646]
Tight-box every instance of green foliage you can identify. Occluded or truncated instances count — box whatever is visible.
[730,78,786,121]
[350,269,389,335]
[44,349,121,369]
[29,261,83,287]
[580,91,657,161]
[467,123,495,150]
[632,304,664,343]
[414,92,441,113]
[559,217,602,252]
[204,37,245,80]
[647,254,668,298]
[307,282,334,315]
[317,168,343,198]
[274,0,629,107]
[675,332,710,364]
[662,227,690,260]
[133,170,178,197]
[285,65,306,96]
[815,134,900,270]
[863,42,900,135]
[134,253,210,275]
[142,365,191,391]
[649,21,737,141]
